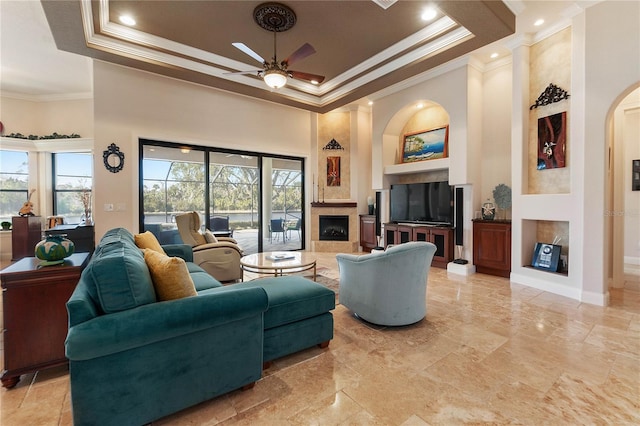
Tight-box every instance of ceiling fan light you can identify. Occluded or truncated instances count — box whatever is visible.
[263,69,288,89]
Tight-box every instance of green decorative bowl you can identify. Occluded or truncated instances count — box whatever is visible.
[35,234,75,264]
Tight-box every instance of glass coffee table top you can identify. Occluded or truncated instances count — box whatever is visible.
[240,252,317,281]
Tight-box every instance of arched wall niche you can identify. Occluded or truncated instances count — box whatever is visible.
[381,99,451,186]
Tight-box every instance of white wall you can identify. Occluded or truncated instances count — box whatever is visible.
[583,0,640,302]
[0,96,93,137]
[92,62,313,240]
[481,60,512,204]
[372,63,470,189]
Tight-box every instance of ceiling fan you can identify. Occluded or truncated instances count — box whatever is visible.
[228,2,325,89]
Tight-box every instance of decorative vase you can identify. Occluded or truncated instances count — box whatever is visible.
[482,199,496,220]
[35,234,75,265]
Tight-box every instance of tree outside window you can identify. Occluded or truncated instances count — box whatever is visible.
[0,150,29,223]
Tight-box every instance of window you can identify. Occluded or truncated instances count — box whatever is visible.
[0,150,29,223]
[140,140,305,254]
[53,152,93,224]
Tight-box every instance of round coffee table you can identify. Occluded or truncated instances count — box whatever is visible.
[240,252,317,281]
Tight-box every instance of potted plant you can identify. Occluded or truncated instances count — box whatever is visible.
[1,221,11,230]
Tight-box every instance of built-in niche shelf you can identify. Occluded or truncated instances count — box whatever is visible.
[523,265,568,277]
[522,219,570,276]
[384,158,450,175]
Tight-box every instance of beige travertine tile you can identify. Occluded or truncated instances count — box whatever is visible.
[2,250,639,425]
[286,390,363,425]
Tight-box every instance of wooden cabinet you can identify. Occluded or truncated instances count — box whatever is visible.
[48,225,95,253]
[11,216,42,260]
[359,215,377,252]
[428,227,454,268]
[1,252,90,389]
[473,220,512,277]
[384,223,412,246]
[384,223,453,268]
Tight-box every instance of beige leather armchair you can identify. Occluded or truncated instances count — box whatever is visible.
[175,212,244,282]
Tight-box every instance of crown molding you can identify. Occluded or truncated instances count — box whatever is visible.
[0,91,93,102]
[81,1,474,110]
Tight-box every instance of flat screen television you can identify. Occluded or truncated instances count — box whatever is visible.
[389,181,454,226]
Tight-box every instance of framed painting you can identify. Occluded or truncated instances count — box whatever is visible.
[327,156,340,186]
[537,111,567,170]
[402,126,449,163]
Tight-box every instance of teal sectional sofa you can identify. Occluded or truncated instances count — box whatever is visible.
[65,228,334,426]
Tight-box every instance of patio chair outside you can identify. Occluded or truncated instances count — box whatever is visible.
[209,215,233,238]
[286,218,302,240]
[269,219,286,243]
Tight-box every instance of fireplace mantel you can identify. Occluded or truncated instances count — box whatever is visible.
[311,202,357,208]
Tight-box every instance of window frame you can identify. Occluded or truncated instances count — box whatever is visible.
[52,152,94,223]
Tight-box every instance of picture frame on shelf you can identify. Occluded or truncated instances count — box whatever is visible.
[402,126,448,163]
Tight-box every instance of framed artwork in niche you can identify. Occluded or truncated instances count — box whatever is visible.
[402,126,449,163]
[633,159,640,191]
[537,112,567,170]
[327,156,340,187]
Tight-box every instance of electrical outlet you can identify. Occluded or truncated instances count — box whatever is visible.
[104,203,114,212]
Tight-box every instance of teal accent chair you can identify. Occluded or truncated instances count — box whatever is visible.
[336,241,436,326]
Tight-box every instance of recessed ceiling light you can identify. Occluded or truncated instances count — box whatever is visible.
[310,80,319,85]
[180,148,190,154]
[421,7,437,21]
[119,15,136,26]
[534,18,544,26]
[416,103,424,109]
[490,52,499,59]
[368,101,373,106]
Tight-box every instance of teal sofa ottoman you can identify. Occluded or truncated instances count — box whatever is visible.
[65,228,268,426]
[208,276,335,363]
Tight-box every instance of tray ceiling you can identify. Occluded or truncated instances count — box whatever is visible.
[41,1,515,113]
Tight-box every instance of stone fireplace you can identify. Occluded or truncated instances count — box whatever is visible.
[310,202,358,252]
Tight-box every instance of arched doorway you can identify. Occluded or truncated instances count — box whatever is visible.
[607,84,640,290]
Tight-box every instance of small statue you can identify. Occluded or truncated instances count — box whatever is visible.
[18,189,36,216]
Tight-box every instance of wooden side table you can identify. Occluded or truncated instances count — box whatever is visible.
[1,252,90,389]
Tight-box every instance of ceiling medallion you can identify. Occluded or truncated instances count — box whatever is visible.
[253,2,296,32]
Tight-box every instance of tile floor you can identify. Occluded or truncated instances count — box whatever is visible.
[1,252,639,425]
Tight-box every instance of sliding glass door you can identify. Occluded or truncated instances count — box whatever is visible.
[209,152,260,253]
[139,139,304,254]
[140,145,205,245]
[262,157,303,250]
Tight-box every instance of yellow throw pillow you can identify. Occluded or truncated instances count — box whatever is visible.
[204,229,218,244]
[135,231,166,255]
[143,249,197,301]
